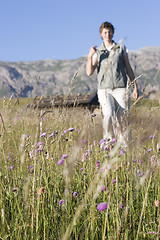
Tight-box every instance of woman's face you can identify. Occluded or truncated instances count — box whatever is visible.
[101,27,113,42]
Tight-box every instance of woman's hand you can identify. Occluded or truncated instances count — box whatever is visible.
[86,46,97,76]
[133,87,138,100]
[88,46,97,59]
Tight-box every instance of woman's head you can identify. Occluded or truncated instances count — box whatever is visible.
[99,22,115,41]
[100,22,115,35]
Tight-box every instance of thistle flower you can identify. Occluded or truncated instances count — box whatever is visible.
[120,204,125,209]
[63,130,68,134]
[119,148,125,155]
[149,135,155,139]
[147,148,153,153]
[136,170,143,177]
[28,166,34,173]
[112,178,117,184]
[147,231,159,235]
[101,186,106,191]
[96,162,100,168]
[49,132,54,137]
[111,138,117,143]
[61,154,68,159]
[59,199,65,206]
[138,159,144,165]
[9,165,14,170]
[37,142,43,147]
[99,139,106,145]
[133,158,137,163]
[40,132,47,137]
[37,145,43,153]
[101,165,107,172]
[67,127,75,132]
[57,159,64,165]
[73,191,77,196]
[97,202,108,211]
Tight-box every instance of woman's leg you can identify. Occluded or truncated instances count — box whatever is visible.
[97,89,115,140]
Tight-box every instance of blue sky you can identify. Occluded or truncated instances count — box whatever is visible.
[0,0,160,62]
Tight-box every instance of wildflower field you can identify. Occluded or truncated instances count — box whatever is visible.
[0,98,160,240]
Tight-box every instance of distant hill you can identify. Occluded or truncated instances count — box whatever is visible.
[0,46,160,98]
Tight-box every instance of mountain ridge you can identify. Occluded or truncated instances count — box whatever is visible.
[0,46,160,98]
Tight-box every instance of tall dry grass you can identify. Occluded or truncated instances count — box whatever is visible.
[0,98,160,240]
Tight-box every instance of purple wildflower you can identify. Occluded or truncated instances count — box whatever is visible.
[101,186,106,191]
[40,132,47,138]
[28,165,34,173]
[49,132,54,137]
[101,165,107,172]
[147,148,153,153]
[120,204,125,209]
[28,165,34,170]
[147,231,159,235]
[96,163,100,168]
[67,128,75,132]
[61,154,68,159]
[59,199,65,206]
[111,138,117,143]
[80,168,83,171]
[63,130,68,134]
[119,148,125,155]
[136,170,143,177]
[99,139,106,145]
[37,142,43,147]
[97,202,108,211]
[36,145,43,153]
[112,178,117,184]
[96,160,100,167]
[149,135,155,139]
[9,165,14,170]
[139,159,145,165]
[133,158,137,163]
[105,147,110,151]
[57,159,64,165]
[73,191,77,196]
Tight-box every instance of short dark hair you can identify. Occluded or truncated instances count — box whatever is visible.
[99,22,115,34]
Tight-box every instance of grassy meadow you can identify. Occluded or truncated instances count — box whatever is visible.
[0,97,160,240]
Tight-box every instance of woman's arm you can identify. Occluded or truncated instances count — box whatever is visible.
[123,53,139,100]
[86,46,98,76]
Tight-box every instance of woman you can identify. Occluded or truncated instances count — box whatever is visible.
[86,21,138,143]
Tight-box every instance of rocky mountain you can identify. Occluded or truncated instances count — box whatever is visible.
[0,46,160,98]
